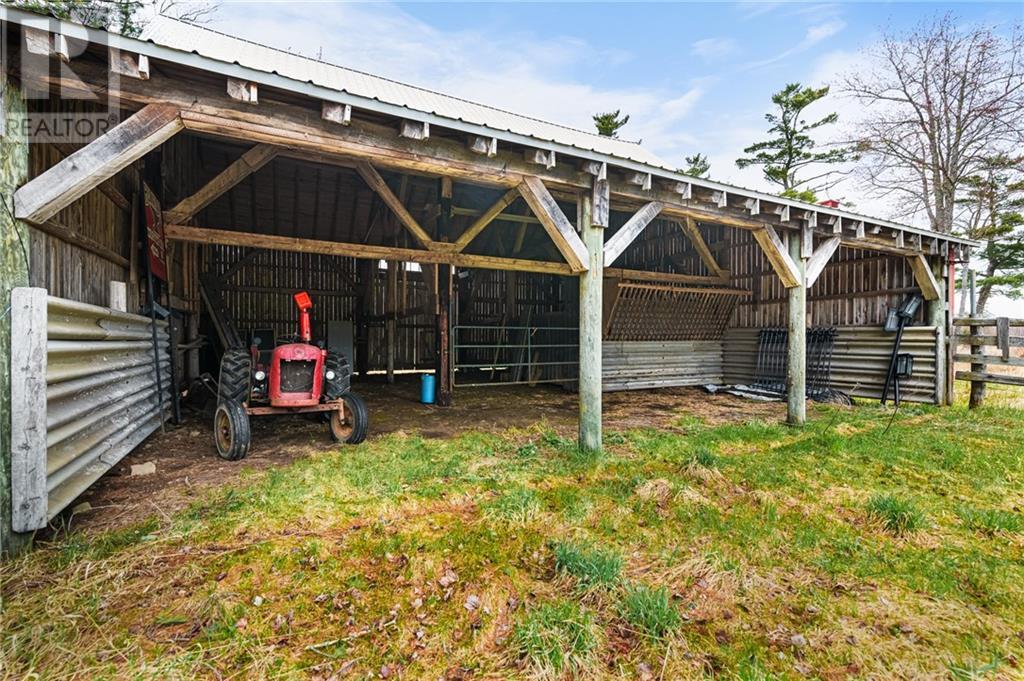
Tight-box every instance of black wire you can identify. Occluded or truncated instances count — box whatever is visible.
[0,194,33,321]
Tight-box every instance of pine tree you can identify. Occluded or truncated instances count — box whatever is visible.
[592,110,630,138]
[682,153,710,178]
[736,83,851,202]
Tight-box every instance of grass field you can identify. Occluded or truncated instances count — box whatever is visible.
[3,399,1024,679]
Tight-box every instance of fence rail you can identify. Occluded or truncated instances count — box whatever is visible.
[10,288,170,532]
[953,317,1024,407]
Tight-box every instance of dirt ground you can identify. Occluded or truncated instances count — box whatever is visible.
[64,380,786,536]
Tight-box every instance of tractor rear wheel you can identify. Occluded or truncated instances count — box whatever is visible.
[329,392,368,444]
[218,347,252,404]
[323,352,352,401]
[214,400,251,461]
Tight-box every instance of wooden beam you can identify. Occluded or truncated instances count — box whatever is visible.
[50,142,131,213]
[469,135,497,157]
[517,176,588,272]
[525,148,556,170]
[450,187,519,252]
[227,78,258,103]
[355,161,436,250]
[592,177,610,229]
[583,161,607,180]
[165,224,575,276]
[24,59,972,255]
[578,192,602,452]
[908,254,941,301]
[399,119,430,140]
[804,235,841,287]
[627,172,652,191]
[679,217,730,282]
[14,104,181,224]
[752,225,801,289]
[602,201,663,266]
[164,144,278,224]
[109,47,149,80]
[32,218,128,268]
[322,101,352,125]
[604,268,727,286]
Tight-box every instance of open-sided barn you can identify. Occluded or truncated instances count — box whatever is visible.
[0,8,978,556]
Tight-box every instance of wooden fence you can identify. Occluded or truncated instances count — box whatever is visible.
[953,317,1024,408]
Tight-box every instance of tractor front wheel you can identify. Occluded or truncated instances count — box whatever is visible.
[214,400,251,461]
[329,392,368,444]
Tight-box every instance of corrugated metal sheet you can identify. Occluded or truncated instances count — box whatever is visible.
[723,327,938,403]
[140,17,667,168]
[603,340,722,392]
[45,297,171,522]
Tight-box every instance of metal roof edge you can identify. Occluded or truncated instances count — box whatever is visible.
[1,7,981,249]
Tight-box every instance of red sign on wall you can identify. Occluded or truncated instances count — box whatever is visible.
[143,183,167,281]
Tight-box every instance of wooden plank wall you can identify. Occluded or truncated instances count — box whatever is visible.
[27,142,135,309]
[727,230,922,328]
[205,245,437,372]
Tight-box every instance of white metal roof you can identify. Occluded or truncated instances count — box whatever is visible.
[141,16,670,169]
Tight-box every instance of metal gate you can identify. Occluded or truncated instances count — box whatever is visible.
[452,324,578,387]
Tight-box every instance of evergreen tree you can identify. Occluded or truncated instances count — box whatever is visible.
[736,83,851,202]
[959,154,1024,312]
[592,110,630,138]
[682,153,710,178]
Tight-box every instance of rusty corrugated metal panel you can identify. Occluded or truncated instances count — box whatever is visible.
[723,326,938,404]
[45,297,171,519]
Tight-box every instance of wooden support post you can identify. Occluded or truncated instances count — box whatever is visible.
[436,178,454,406]
[579,184,605,453]
[786,233,807,426]
[1,75,35,557]
[385,261,398,384]
[355,259,373,377]
[927,259,948,405]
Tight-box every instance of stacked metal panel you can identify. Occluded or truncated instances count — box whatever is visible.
[602,340,723,392]
[11,291,171,531]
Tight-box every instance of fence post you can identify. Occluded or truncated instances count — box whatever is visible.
[968,318,986,409]
[1,73,34,558]
[10,288,48,533]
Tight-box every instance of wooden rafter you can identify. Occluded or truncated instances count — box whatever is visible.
[516,176,588,272]
[165,224,573,276]
[679,217,730,282]
[602,201,663,266]
[804,235,841,287]
[752,225,801,289]
[604,267,730,286]
[908,254,941,301]
[14,104,182,224]
[164,144,278,224]
[355,161,437,250]
[449,188,519,253]
[22,58,971,258]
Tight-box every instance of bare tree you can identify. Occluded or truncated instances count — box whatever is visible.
[845,15,1024,234]
[156,0,220,25]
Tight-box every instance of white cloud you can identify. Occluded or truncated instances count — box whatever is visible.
[743,19,847,70]
[691,37,738,62]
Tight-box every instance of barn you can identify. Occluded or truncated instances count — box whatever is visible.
[0,8,977,555]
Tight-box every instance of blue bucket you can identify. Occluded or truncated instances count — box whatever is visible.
[420,373,436,404]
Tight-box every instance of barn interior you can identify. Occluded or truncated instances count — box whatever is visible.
[2,8,977,543]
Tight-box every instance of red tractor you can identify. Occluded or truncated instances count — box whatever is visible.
[212,290,368,461]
